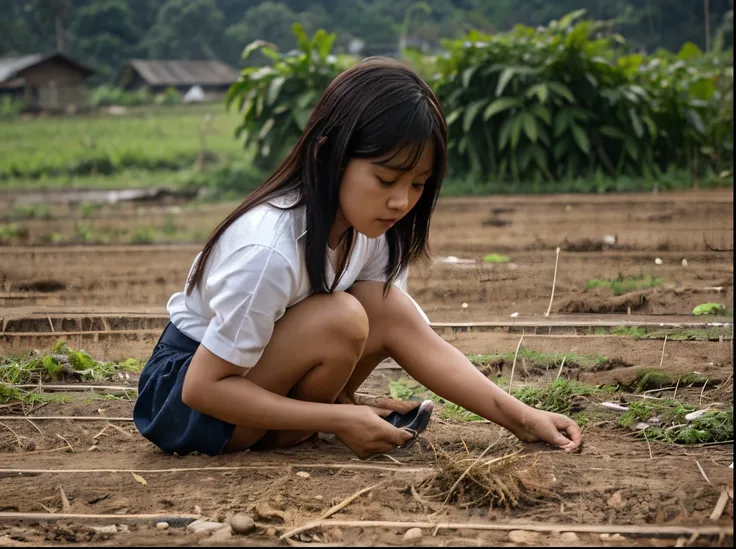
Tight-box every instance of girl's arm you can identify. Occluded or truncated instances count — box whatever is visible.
[386,291,582,451]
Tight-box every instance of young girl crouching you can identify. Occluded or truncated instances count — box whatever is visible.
[133,58,583,459]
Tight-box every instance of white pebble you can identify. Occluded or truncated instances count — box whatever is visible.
[560,532,579,543]
[156,522,169,530]
[655,257,663,264]
[602,234,616,245]
[296,471,310,478]
[315,495,323,500]
[403,528,423,541]
[682,258,688,267]
[92,525,117,534]
[510,312,519,317]
[565,204,573,212]
[229,513,255,535]
[461,302,468,309]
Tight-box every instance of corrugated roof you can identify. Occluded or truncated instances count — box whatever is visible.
[124,60,240,87]
[0,52,94,83]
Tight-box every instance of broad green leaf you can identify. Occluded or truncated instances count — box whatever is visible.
[554,110,570,137]
[496,67,516,97]
[677,42,703,61]
[689,78,716,101]
[571,125,590,155]
[267,77,286,106]
[537,124,551,146]
[642,116,657,142]
[499,118,513,150]
[258,118,275,140]
[522,112,538,143]
[241,40,275,60]
[687,109,706,135]
[292,23,311,53]
[519,145,532,171]
[463,100,488,133]
[629,108,644,138]
[293,108,312,130]
[525,83,549,104]
[553,138,568,160]
[529,104,552,125]
[483,97,522,121]
[600,125,628,140]
[445,108,463,126]
[624,139,639,160]
[462,66,478,89]
[547,82,574,103]
[314,30,336,60]
[296,90,317,109]
[510,115,523,150]
[530,145,550,176]
[693,303,726,316]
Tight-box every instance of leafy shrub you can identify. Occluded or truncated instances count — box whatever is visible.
[89,85,153,107]
[0,96,23,119]
[432,10,733,183]
[226,23,355,171]
[155,87,182,106]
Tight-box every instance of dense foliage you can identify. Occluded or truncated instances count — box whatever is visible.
[434,11,734,182]
[1,1,732,85]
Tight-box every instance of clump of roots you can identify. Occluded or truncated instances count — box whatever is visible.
[417,444,555,513]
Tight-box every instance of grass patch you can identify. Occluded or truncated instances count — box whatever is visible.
[482,253,511,264]
[633,369,708,393]
[0,341,143,388]
[693,303,727,316]
[619,401,733,444]
[469,347,607,370]
[586,274,664,296]
[388,375,607,425]
[641,327,734,341]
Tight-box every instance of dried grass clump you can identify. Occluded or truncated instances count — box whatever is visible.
[418,444,555,513]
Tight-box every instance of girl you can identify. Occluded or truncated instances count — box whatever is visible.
[133,58,582,459]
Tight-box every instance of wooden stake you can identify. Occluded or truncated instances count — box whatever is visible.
[508,334,525,395]
[710,489,729,521]
[279,519,732,542]
[544,247,561,317]
[659,335,668,369]
[555,356,567,381]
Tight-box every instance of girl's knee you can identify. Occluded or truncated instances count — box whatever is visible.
[327,291,370,346]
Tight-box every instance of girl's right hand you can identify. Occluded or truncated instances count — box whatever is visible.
[335,405,414,458]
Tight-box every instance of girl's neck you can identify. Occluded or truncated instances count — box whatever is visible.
[328,211,351,250]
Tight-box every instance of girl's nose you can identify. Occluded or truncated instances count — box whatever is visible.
[388,186,410,211]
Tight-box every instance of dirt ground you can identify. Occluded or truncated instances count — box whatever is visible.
[0,189,733,546]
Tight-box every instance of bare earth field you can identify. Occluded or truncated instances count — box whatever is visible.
[0,189,733,546]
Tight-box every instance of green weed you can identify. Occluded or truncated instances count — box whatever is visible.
[469,347,607,370]
[482,253,511,264]
[586,274,664,295]
[619,401,733,444]
[633,369,708,393]
[693,303,727,316]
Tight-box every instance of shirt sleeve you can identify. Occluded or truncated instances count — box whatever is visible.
[200,245,297,369]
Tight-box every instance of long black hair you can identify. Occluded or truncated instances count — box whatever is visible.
[187,57,448,296]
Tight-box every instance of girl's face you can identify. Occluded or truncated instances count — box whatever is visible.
[336,141,435,241]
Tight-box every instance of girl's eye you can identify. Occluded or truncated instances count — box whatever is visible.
[377,177,396,186]
[413,182,426,190]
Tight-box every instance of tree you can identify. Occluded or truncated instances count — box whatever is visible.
[145,0,224,60]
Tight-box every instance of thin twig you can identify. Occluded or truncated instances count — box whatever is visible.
[699,379,709,406]
[659,335,667,369]
[92,425,110,439]
[508,334,525,395]
[56,434,74,453]
[643,430,653,460]
[555,356,567,381]
[710,489,730,521]
[695,460,712,486]
[544,247,561,317]
[673,376,681,401]
[279,519,733,542]
[24,419,44,437]
[59,486,71,512]
[318,481,385,521]
[0,421,23,449]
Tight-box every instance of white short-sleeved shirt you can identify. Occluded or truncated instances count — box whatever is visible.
[167,193,428,370]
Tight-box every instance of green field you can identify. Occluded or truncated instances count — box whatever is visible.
[0,104,245,185]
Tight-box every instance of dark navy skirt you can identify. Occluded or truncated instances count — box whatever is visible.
[133,322,236,456]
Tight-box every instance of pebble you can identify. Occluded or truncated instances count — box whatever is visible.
[403,528,423,541]
[156,522,169,531]
[508,530,539,544]
[315,495,323,500]
[296,471,310,479]
[186,519,229,535]
[194,505,202,516]
[655,257,663,265]
[607,490,625,509]
[682,258,688,267]
[560,532,579,543]
[265,527,277,537]
[461,302,468,309]
[92,525,117,534]
[208,527,233,543]
[229,513,256,535]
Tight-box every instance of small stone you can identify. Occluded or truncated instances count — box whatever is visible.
[508,530,540,544]
[117,525,129,533]
[194,505,202,516]
[565,205,573,212]
[265,527,277,537]
[560,532,579,543]
[655,257,663,265]
[403,528,423,541]
[600,533,610,540]
[607,490,625,509]
[296,471,310,479]
[682,258,688,268]
[186,519,228,535]
[315,495,323,500]
[208,527,233,543]
[461,302,468,309]
[156,522,169,531]
[92,525,117,534]
[229,513,256,535]
[610,534,626,541]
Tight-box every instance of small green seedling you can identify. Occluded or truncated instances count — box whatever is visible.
[692,303,726,316]
[482,253,511,264]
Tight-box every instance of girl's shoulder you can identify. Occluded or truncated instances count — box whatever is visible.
[216,193,305,266]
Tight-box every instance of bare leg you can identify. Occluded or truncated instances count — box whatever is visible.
[225,291,369,452]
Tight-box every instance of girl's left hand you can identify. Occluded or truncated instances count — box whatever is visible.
[513,409,583,452]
